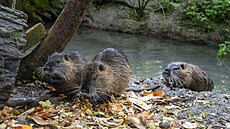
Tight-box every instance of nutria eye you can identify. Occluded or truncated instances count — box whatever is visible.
[99,64,105,71]
[64,55,69,61]
[181,64,185,69]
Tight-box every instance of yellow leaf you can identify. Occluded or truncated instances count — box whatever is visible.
[38,100,54,108]
[14,125,33,129]
[108,102,124,112]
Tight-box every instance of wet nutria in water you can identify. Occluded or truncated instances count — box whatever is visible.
[162,62,214,91]
[41,51,87,95]
[75,48,132,104]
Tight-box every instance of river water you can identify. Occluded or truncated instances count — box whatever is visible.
[65,28,230,93]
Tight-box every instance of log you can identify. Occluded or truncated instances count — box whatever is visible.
[17,0,93,80]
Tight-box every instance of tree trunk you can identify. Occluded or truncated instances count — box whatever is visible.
[17,0,93,81]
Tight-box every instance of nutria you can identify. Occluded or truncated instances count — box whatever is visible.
[76,48,132,104]
[162,62,214,91]
[41,51,87,95]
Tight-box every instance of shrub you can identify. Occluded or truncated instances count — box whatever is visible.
[217,41,230,57]
[185,0,230,25]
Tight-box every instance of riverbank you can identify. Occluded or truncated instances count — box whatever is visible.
[12,0,229,46]
[80,1,230,46]
[1,76,229,128]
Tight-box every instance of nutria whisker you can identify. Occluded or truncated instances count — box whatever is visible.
[173,75,184,88]
[94,90,110,100]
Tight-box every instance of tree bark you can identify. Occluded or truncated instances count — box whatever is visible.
[17,0,93,80]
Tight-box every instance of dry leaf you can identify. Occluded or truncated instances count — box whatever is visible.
[11,109,21,115]
[2,106,11,116]
[108,102,124,112]
[128,117,145,129]
[181,121,199,129]
[31,116,53,126]
[14,125,33,129]
[128,98,152,110]
[85,108,92,116]
[39,100,54,108]
[153,90,165,96]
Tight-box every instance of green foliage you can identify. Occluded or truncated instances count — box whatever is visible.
[217,41,230,57]
[185,0,230,25]
[159,0,181,11]
[22,0,49,12]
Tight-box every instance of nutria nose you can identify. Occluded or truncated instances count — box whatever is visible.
[81,89,89,94]
[81,82,90,94]
[163,69,169,75]
[43,66,51,71]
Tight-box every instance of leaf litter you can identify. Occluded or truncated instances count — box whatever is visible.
[0,76,229,129]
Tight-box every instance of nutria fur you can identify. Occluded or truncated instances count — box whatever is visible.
[162,62,214,91]
[78,48,132,104]
[41,51,87,95]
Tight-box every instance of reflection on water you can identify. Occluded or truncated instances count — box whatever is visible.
[65,28,230,93]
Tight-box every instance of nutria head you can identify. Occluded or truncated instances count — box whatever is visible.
[41,51,86,94]
[162,62,214,91]
[78,48,132,104]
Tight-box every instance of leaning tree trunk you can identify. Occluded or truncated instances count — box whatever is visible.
[17,0,93,80]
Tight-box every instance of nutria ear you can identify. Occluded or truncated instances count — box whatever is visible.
[99,64,106,71]
[181,64,185,69]
[64,54,69,61]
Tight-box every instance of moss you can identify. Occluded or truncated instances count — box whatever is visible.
[21,0,49,12]
[12,30,20,39]
[127,11,149,22]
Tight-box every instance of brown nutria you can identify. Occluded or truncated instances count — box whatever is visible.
[162,62,214,91]
[75,48,132,104]
[41,51,87,95]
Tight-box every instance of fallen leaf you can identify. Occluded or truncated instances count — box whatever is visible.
[99,118,123,128]
[226,122,230,128]
[181,121,199,129]
[2,106,11,116]
[128,98,152,110]
[39,100,54,108]
[196,116,203,122]
[39,112,50,119]
[141,93,154,101]
[0,123,7,128]
[128,117,145,129]
[14,125,33,129]
[31,116,53,126]
[153,90,165,96]
[11,109,21,115]
[85,108,92,116]
[108,102,124,112]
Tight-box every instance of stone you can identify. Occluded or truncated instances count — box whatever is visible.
[24,23,46,52]
[0,5,27,107]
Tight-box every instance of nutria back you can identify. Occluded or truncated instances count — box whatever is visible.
[42,51,87,95]
[79,48,132,104]
[162,62,214,91]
